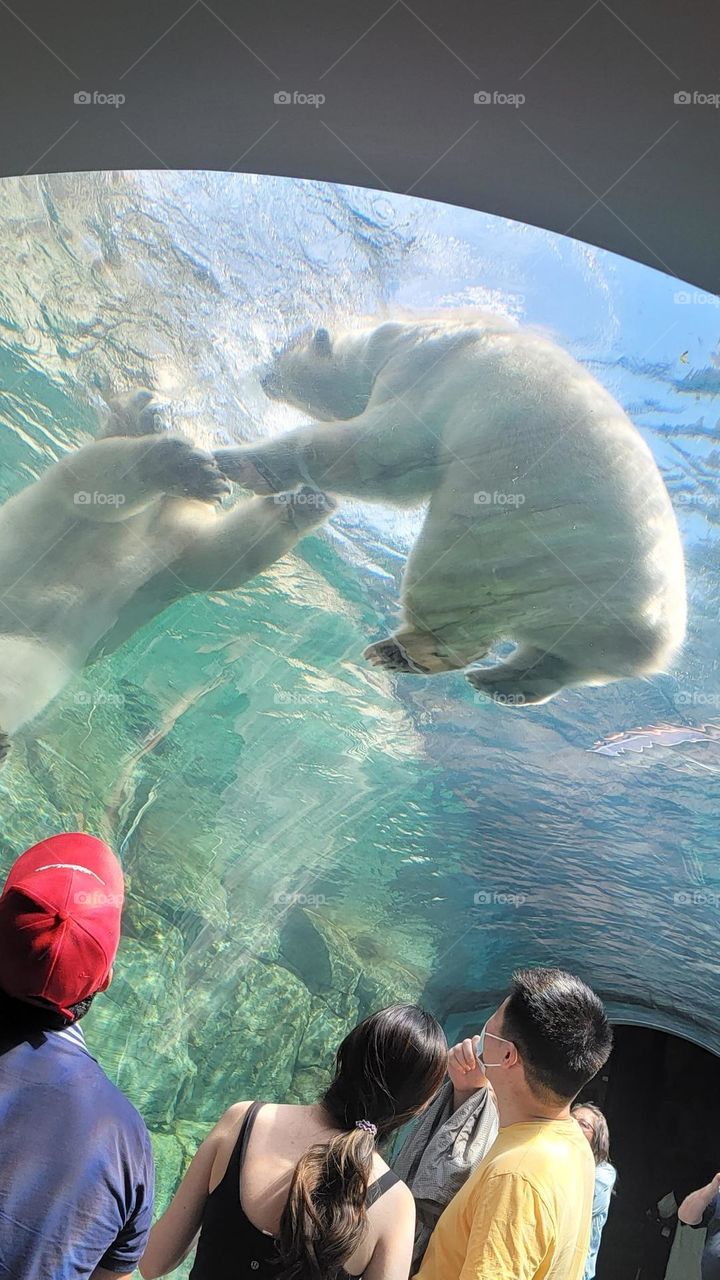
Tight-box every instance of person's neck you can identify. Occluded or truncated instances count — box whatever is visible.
[496,1089,571,1128]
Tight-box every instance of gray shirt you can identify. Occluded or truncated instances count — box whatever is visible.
[391,1080,499,1273]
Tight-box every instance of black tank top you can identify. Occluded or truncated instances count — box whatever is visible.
[190,1102,401,1279]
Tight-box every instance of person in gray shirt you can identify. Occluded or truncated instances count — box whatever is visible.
[392,1035,499,1273]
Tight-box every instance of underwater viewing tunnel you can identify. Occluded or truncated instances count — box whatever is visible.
[0,3,719,1278]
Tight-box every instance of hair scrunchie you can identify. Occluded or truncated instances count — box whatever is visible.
[355,1119,378,1136]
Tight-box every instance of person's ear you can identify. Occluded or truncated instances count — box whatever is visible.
[99,967,113,992]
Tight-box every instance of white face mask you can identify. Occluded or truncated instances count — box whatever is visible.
[476,1019,513,1070]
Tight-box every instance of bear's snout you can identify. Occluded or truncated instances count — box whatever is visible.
[260,369,280,399]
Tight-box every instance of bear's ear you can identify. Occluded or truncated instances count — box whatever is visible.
[313,327,333,358]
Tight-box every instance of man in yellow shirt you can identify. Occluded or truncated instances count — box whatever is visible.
[416,968,613,1280]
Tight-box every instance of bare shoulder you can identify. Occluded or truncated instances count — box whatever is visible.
[370,1154,414,1211]
[384,1179,414,1216]
[212,1099,255,1140]
[386,1178,414,1209]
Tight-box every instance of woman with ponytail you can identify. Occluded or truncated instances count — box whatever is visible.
[141,1004,447,1280]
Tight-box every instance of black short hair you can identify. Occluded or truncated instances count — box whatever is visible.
[501,968,613,1103]
[0,988,96,1032]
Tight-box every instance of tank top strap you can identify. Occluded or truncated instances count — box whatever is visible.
[365,1168,400,1209]
[219,1101,264,1195]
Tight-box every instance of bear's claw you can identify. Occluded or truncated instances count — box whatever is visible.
[136,399,165,436]
[147,438,232,504]
[364,638,430,674]
[104,388,165,438]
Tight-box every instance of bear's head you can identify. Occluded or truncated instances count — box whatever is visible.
[260,326,374,422]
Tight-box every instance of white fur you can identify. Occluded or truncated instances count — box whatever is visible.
[0,638,68,735]
[0,391,333,751]
[223,315,686,705]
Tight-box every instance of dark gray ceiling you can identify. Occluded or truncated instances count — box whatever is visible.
[1,1,718,293]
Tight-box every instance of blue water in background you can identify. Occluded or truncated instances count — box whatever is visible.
[0,170,718,1226]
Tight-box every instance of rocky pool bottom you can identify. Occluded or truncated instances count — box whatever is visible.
[84,899,425,1228]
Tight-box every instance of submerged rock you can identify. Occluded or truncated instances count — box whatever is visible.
[150,1122,209,1217]
[83,922,195,1126]
[296,999,352,1071]
[278,907,362,1019]
[180,957,313,1123]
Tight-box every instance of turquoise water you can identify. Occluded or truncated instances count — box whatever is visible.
[0,170,719,1231]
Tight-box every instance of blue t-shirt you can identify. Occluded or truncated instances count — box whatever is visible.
[0,1021,154,1279]
[584,1161,616,1280]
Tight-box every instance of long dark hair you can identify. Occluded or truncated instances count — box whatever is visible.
[572,1101,611,1165]
[277,1003,447,1279]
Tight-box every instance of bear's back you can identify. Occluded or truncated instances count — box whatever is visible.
[371,317,685,652]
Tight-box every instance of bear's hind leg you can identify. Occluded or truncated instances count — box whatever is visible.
[365,627,490,675]
[364,635,431,674]
[467,645,579,707]
[0,636,72,759]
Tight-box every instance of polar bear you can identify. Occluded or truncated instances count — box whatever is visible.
[215,313,686,706]
[0,390,334,762]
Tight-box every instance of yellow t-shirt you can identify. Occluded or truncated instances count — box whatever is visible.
[416,1118,594,1280]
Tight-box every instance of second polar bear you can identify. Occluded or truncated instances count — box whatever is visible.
[217,313,687,706]
[0,389,334,762]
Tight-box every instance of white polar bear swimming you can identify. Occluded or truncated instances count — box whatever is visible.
[216,313,687,707]
[0,390,334,762]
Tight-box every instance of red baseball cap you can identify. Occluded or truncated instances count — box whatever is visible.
[0,833,124,1020]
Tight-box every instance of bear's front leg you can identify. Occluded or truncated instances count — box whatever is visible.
[214,439,310,494]
[170,486,336,592]
[215,410,422,501]
[51,436,231,521]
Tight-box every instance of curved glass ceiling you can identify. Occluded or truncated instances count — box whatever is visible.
[0,172,718,1235]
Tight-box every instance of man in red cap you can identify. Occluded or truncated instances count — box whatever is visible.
[0,833,155,1279]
